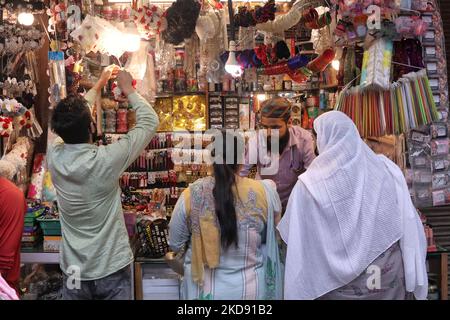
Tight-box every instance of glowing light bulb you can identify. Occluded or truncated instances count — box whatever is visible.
[125,33,141,52]
[257,94,267,102]
[18,12,34,26]
[225,41,243,78]
[332,59,340,71]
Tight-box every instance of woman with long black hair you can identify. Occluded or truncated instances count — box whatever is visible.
[169,130,283,300]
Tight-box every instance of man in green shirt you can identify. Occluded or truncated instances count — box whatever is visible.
[48,69,159,300]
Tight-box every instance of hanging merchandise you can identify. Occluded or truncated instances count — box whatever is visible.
[0,137,31,181]
[70,15,142,59]
[360,38,393,90]
[196,10,220,43]
[132,4,166,39]
[336,69,439,137]
[162,0,202,45]
[310,6,334,54]
[48,51,67,107]
[234,0,276,28]
[254,0,324,34]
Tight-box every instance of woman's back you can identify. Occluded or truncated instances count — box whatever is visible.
[169,176,281,300]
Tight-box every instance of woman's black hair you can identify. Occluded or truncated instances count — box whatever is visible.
[212,130,244,249]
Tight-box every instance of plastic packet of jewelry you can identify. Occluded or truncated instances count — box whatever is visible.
[210,117,223,123]
[431,155,450,172]
[432,172,450,190]
[209,104,222,109]
[415,187,431,202]
[225,110,239,116]
[432,189,446,206]
[48,51,67,106]
[410,129,430,143]
[225,123,239,129]
[409,143,431,157]
[210,124,223,129]
[413,170,432,184]
[225,105,239,110]
[431,139,449,156]
[225,116,239,122]
[431,122,448,139]
[411,155,430,169]
[209,97,222,103]
[210,111,223,117]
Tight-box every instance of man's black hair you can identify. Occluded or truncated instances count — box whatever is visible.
[51,95,92,144]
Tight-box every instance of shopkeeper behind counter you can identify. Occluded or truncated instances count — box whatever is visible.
[240,98,316,212]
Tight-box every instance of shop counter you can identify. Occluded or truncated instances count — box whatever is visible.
[134,256,181,300]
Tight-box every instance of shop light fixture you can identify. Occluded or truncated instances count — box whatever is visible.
[257,93,267,101]
[224,0,243,78]
[225,41,243,78]
[18,12,34,26]
[331,59,340,71]
[123,23,141,52]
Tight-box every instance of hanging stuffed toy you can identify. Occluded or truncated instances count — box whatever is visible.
[162,0,201,45]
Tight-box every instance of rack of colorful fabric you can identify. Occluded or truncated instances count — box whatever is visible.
[335,69,439,138]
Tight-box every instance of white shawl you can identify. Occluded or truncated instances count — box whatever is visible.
[277,111,428,300]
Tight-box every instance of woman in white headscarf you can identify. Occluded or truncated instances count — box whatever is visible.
[278,111,428,300]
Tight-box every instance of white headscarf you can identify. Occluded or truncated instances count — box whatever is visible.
[278,111,428,300]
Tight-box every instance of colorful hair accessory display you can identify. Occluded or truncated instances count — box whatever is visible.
[336,70,439,137]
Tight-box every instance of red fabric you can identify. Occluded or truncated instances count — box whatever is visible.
[0,177,26,293]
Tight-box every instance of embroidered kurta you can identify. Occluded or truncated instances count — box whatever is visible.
[169,177,282,300]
